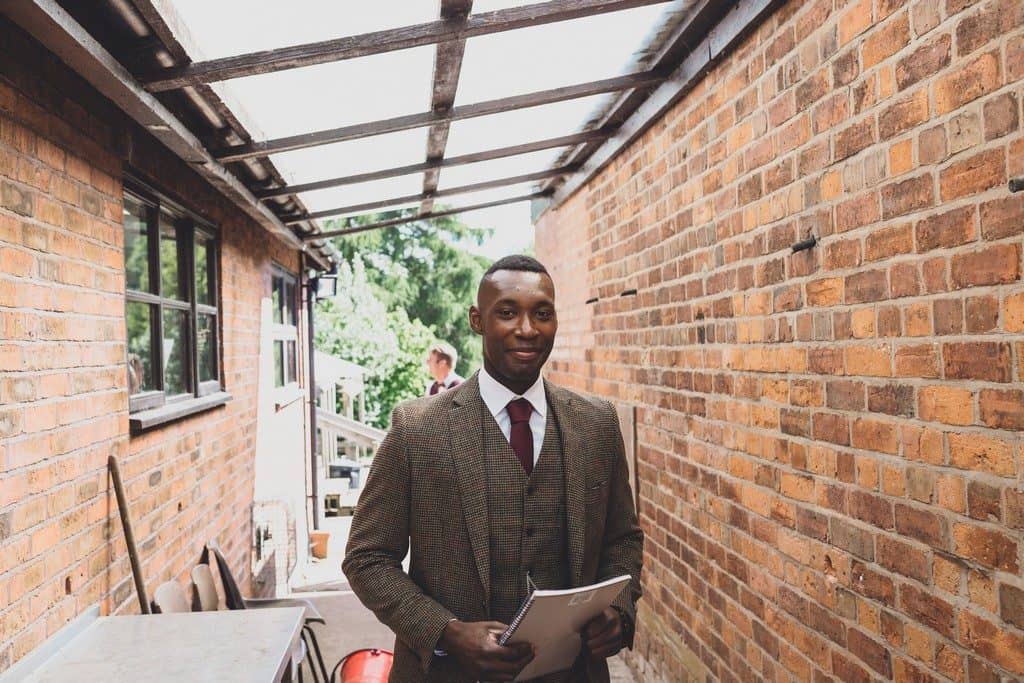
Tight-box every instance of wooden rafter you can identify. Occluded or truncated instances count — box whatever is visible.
[421,0,473,214]
[141,0,672,92]
[256,129,609,200]
[305,192,548,240]
[285,166,573,224]
[217,70,663,162]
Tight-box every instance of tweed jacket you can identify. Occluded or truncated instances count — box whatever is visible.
[343,373,644,683]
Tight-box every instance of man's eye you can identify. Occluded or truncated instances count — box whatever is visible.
[536,311,553,320]
[499,309,515,317]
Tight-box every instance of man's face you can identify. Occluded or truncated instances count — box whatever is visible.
[426,352,449,381]
[470,269,557,388]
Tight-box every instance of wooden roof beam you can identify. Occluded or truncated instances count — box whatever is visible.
[256,129,608,200]
[305,192,548,240]
[217,70,664,162]
[141,0,672,92]
[285,166,573,224]
[421,0,474,214]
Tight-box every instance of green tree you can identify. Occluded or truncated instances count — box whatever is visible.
[328,208,491,377]
[315,259,433,427]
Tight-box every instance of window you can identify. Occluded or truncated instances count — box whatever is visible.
[124,184,221,415]
[271,267,299,388]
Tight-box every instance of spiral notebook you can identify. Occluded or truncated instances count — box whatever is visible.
[498,574,631,681]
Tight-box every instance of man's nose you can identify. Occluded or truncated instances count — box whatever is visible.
[516,316,538,337]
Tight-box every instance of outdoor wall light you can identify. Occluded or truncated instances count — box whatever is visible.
[312,272,338,299]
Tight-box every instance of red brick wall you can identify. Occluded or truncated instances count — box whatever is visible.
[537,1,1024,680]
[0,18,303,670]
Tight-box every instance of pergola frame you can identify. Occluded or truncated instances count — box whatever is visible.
[139,0,673,92]
[2,0,785,243]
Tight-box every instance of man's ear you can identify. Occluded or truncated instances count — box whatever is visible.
[469,306,483,335]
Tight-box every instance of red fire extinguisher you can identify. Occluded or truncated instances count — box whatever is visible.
[331,648,393,683]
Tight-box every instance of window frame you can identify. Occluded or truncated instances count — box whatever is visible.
[124,179,223,416]
[270,265,300,391]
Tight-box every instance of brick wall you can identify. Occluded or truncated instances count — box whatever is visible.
[537,1,1023,681]
[0,18,304,671]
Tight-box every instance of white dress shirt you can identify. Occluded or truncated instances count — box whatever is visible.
[478,367,547,466]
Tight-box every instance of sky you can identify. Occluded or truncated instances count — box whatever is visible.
[165,1,672,260]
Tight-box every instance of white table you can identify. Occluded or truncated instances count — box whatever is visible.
[18,607,305,682]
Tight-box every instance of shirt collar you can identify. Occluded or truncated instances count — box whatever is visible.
[478,367,546,419]
[443,370,458,386]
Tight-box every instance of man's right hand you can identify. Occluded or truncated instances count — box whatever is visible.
[438,620,534,681]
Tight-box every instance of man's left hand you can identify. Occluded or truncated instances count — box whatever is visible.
[582,607,623,659]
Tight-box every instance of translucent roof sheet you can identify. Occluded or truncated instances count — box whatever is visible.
[269,128,429,186]
[437,149,566,190]
[167,1,438,59]
[456,5,666,104]
[297,173,425,214]
[162,0,676,238]
[225,48,434,139]
[445,95,609,156]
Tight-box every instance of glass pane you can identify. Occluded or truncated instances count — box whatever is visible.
[167,1,437,60]
[457,6,666,104]
[286,340,297,384]
[160,216,186,300]
[274,340,284,387]
[270,128,427,186]
[197,314,217,382]
[123,195,152,293]
[272,276,283,324]
[437,148,567,190]
[225,48,432,139]
[298,173,423,215]
[126,301,156,394]
[284,281,296,325]
[445,95,608,156]
[163,308,191,396]
[195,232,213,305]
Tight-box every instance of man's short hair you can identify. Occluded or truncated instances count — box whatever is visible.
[483,255,549,279]
[429,342,457,368]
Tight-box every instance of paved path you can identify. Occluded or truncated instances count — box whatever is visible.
[293,516,636,681]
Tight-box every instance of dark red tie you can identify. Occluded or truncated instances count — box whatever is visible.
[430,381,442,395]
[506,398,534,475]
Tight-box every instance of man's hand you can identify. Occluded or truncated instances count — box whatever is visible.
[439,620,534,681]
[583,608,624,659]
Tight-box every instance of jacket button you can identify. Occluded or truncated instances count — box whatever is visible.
[525,527,534,537]
[526,486,534,495]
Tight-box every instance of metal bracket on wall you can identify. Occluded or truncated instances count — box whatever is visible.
[792,235,818,253]
[1009,177,1024,193]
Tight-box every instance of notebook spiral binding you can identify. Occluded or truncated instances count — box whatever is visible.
[499,594,537,646]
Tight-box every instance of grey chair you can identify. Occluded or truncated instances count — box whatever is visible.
[201,543,329,682]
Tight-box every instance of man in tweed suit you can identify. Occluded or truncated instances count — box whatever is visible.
[344,255,644,682]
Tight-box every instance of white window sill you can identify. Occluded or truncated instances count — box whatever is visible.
[129,392,232,433]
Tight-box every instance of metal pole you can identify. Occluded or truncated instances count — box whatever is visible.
[108,455,151,614]
[304,255,321,531]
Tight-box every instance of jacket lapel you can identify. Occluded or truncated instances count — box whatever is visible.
[448,374,491,603]
[546,381,586,587]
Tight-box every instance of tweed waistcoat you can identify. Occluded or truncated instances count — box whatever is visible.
[481,399,568,626]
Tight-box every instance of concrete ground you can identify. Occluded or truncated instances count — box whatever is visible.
[292,516,636,681]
